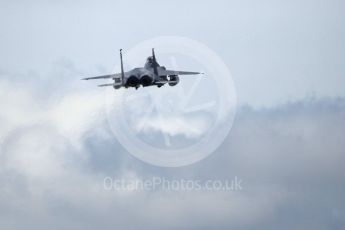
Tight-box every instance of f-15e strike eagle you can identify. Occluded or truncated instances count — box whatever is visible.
[82,49,203,89]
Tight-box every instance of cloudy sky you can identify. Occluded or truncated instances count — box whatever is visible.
[0,0,345,229]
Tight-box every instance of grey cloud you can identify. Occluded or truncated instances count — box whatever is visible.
[1,0,345,229]
[1,70,344,229]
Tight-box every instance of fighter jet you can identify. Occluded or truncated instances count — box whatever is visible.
[82,49,203,89]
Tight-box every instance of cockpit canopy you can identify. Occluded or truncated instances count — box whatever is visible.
[144,56,159,69]
[145,56,153,67]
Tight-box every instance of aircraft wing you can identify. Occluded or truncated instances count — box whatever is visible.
[82,73,122,80]
[158,69,203,76]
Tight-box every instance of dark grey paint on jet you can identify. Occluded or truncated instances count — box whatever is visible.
[82,49,203,90]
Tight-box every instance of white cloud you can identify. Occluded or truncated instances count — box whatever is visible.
[0,76,345,229]
[135,115,211,139]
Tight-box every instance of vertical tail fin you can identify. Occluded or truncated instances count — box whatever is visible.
[120,49,125,83]
[152,48,158,75]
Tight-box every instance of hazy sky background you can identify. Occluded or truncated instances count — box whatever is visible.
[0,0,344,107]
[0,1,345,229]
